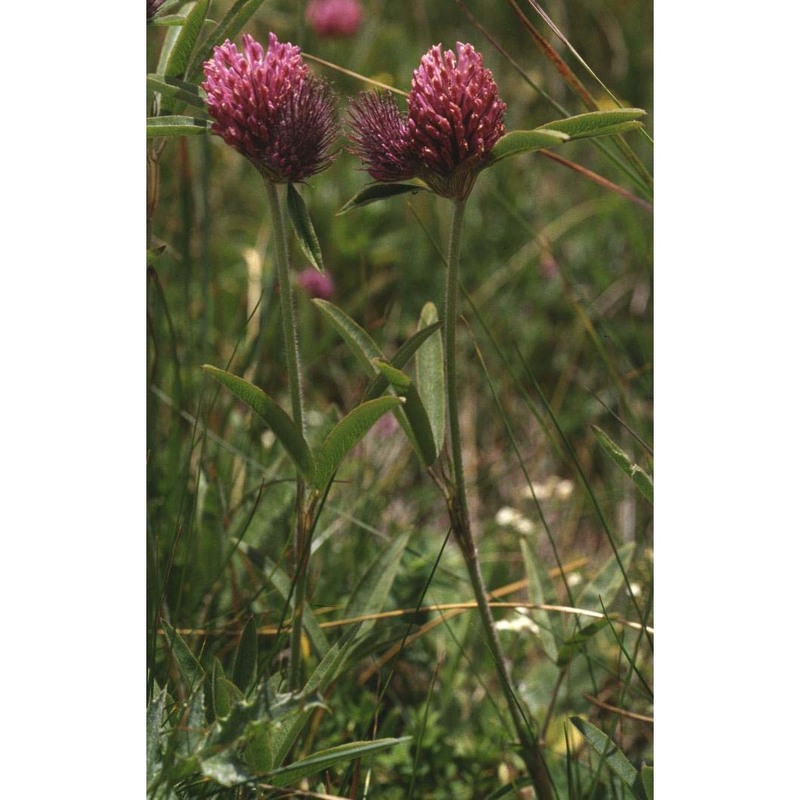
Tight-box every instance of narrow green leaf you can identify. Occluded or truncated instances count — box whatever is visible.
[487,129,570,164]
[251,548,329,658]
[315,397,404,489]
[203,365,315,484]
[271,628,360,764]
[244,719,274,774]
[592,425,653,503]
[569,717,640,792]
[639,764,654,800]
[161,619,205,690]
[287,183,324,272]
[147,74,208,113]
[268,737,410,787]
[576,541,636,611]
[232,617,258,694]
[162,0,209,80]
[363,321,442,401]
[344,530,411,622]
[147,115,209,137]
[415,303,445,457]
[146,685,168,784]
[338,183,429,215]
[211,658,244,720]
[187,0,267,81]
[312,299,384,374]
[538,109,646,140]
[519,536,560,663]
[556,618,610,667]
[374,359,437,466]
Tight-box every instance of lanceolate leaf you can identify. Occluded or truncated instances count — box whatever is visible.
[287,183,324,272]
[539,109,646,140]
[570,717,642,795]
[488,129,570,163]
[147,74,208,113]
[315,397,404,489]
[147,116,210,137]
[374,359,437,466]
[338,183,430,214]
[415,303,445,457]
[203,365,315,484]
[157,0,210,86]
[363,321,442,401]
[592,425,653,503]
[312,299,384,373]
[231,617,258,694]
[267,737,410,787]
[161,619,205,690]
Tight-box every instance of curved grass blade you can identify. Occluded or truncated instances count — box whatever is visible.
[161,619,205,689]
[373,359,437,466]
[592,425,653,503]
[203,365,315,484]
[268,737,411,787]
[338,183,430,215]
[315,397,404,489]
[287,183,324,272]
[147,115,209,137]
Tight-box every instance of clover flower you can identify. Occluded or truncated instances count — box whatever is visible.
[296,268,334,299]
[347,92,416,182]
[347,43,506,199]
[201,33,338,183]
[306,0,363,38]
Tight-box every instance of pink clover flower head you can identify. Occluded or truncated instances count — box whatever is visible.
[408,43,506,198]
[201,33,338,183]
[296,268,334,300]
[347,92,416,182]
[306,0,363,39]
[346,43,506,200]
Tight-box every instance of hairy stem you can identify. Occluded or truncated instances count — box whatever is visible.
[264,177,308,692]
[443,198,554,800]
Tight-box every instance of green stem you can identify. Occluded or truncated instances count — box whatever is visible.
[443,198,554,800]
[264,177,308,692]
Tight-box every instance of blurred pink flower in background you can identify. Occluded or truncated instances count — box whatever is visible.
[306,0,363,38]
[296,268,334,299]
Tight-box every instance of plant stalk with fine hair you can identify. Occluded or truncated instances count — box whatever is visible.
[443,199,553,800]
[264,177,308,691]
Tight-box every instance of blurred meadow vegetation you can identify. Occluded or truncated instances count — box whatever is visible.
[147,0,653,796]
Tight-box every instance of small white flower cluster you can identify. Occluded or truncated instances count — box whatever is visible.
[522,476,575,502]
[495,505,535,535]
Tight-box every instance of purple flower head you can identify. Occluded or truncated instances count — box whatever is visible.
[306,0,363,38]
[347,92,416,182]
[408,43,506,198]
[296,268,334,299]
[147,0,163,21]
[201,33,338,183]
[346,43,506,200]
